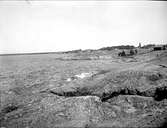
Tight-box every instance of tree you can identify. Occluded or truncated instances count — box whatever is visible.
[138,43,141,48]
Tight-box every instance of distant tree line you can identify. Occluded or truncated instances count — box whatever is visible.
[61,43,165,54]
[141,44,155,49]
[99,45,135,50]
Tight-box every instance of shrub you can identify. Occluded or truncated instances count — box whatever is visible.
[130,49,135,55]
[118,50,126,56]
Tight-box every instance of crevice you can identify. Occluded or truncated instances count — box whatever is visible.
[41,86,167,102]
[100,88,142,102]
[100,86,167,102]
[159,64,167,68]
[49,89,94,97]
[1,105,19,114]
[158,120,167,128]
[154,86,167,101]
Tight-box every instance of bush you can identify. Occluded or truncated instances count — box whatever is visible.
[118,50,126,56]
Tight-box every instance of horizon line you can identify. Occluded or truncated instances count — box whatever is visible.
[1,43,166,56]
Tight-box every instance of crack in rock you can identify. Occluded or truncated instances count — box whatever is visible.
[45,85,167,102]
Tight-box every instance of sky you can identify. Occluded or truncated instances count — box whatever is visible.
[0,1,167,54]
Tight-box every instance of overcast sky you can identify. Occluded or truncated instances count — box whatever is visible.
[0,1,167,54]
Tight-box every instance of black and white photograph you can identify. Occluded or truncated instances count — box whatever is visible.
[0,0,167,128]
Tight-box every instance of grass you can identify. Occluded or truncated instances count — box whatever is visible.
[0,50,167,128]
